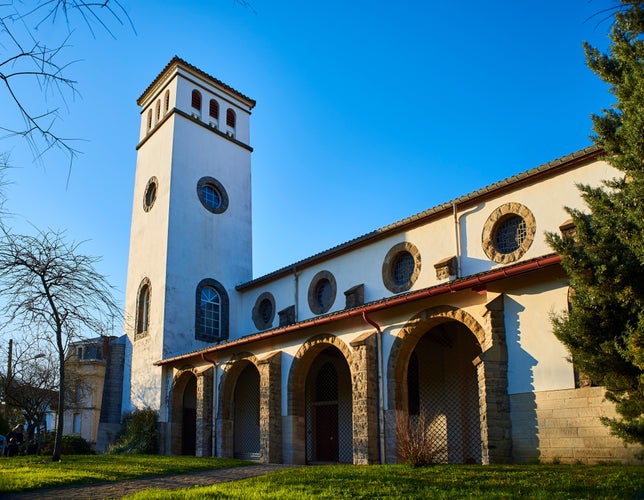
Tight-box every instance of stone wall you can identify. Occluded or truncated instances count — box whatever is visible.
[510,386,643,464]
[97,341,125,453]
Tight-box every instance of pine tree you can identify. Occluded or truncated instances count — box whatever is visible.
[546,0,644,446]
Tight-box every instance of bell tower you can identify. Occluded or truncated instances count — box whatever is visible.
[123,57,255,410]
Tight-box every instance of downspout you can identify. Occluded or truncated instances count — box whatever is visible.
[453,202,461,278]
[362,311,386,464]
[202,353,218,457]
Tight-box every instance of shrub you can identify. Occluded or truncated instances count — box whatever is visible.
[395,410,445,466]
[39,433,94,455]
[109,407,159,454]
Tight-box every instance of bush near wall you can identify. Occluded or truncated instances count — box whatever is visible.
[109,408,159,454]
[39,434,94,455]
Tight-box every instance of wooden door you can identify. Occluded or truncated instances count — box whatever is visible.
[315,404,338,462]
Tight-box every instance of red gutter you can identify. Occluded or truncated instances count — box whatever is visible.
[155,254,561,366]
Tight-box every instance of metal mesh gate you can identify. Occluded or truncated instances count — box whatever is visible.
[407,326,482,464]
[305,351,353,463]
[233,365,261,460]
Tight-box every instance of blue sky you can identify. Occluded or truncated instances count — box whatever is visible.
[2,0,617,316]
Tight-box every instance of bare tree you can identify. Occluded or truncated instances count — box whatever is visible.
[0,338,57,450]
[0,229,119,460]
[0,0,131,165]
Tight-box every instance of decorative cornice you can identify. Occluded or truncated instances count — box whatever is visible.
[137,56,256,109]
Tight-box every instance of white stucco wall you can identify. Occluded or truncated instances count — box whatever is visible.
[460,160,617,276]
[504,277,574,394]
[125,66,253,411]
[235,159,618,343]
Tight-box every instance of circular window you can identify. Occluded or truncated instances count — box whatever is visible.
[252,292,275,330]
[143,177,158,212]
[202,184,221,209]
[308,270,337,314]
[494,215,527,254]
[393,251,415,286]
[482,202,536,263]
[382,242,421,293]
[197,176,229,214]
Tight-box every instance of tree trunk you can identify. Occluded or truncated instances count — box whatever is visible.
[53,327,65,461]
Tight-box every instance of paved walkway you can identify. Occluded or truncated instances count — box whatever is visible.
[2,463,296,500]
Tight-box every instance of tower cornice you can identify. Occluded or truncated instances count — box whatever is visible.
[137,56,256,110]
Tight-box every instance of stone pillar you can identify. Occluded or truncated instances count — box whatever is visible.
[216,415,233,458]
[350,332,379,464]
[476,294,513,463]
[196,367,213,457]
[258,352,282,463]
[282,414,305,464]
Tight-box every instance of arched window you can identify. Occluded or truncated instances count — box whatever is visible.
[155,100,161,123]
[147,109,152,131]
[195,278,229,341]
[226,108,236,128]
[201,287,220,338]
[191,90,202,111]
[135,279,151,338]
[209,99,219,120]
[164,90,170,113]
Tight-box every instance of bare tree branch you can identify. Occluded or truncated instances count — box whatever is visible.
[0,1,132,167]
[0,227,120,460]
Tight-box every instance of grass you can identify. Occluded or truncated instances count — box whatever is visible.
[0,455,249,493]
[1,456,642,499]
[126,464,644,500]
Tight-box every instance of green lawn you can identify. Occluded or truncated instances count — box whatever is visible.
[1,456,642,499]
[127,464,644,500]
[0,455,249,493]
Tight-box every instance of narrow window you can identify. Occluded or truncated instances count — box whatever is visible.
[73,413,81,433]
[164,90,170,113]
[195,278,229,341]
[155,100,161,123]
[226,108,236,128]
[147,109,152,131]
[209,99,219,120]
[191,90,202,111]
[136,280,150,337]
[200,287,221,339]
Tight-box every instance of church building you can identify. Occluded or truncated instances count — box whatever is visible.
[116,57,642,464]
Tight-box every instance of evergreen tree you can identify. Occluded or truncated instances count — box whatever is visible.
[546,0,644,446]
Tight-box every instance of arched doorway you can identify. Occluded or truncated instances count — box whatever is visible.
[233,363,260,460]
[181,374,197,455]
[405,321,482,463]
[305,346,352,463]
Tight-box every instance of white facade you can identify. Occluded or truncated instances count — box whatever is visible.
[123,58,254,411]
[119,58,642,464]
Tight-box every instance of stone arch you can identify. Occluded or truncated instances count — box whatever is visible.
[386,302,512,464]
[217,352,260,459]
[169,366,200,455]
[288,334,353,416]
[286,334,354,464]
[387,305,485,412]
[218,352,259,420]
